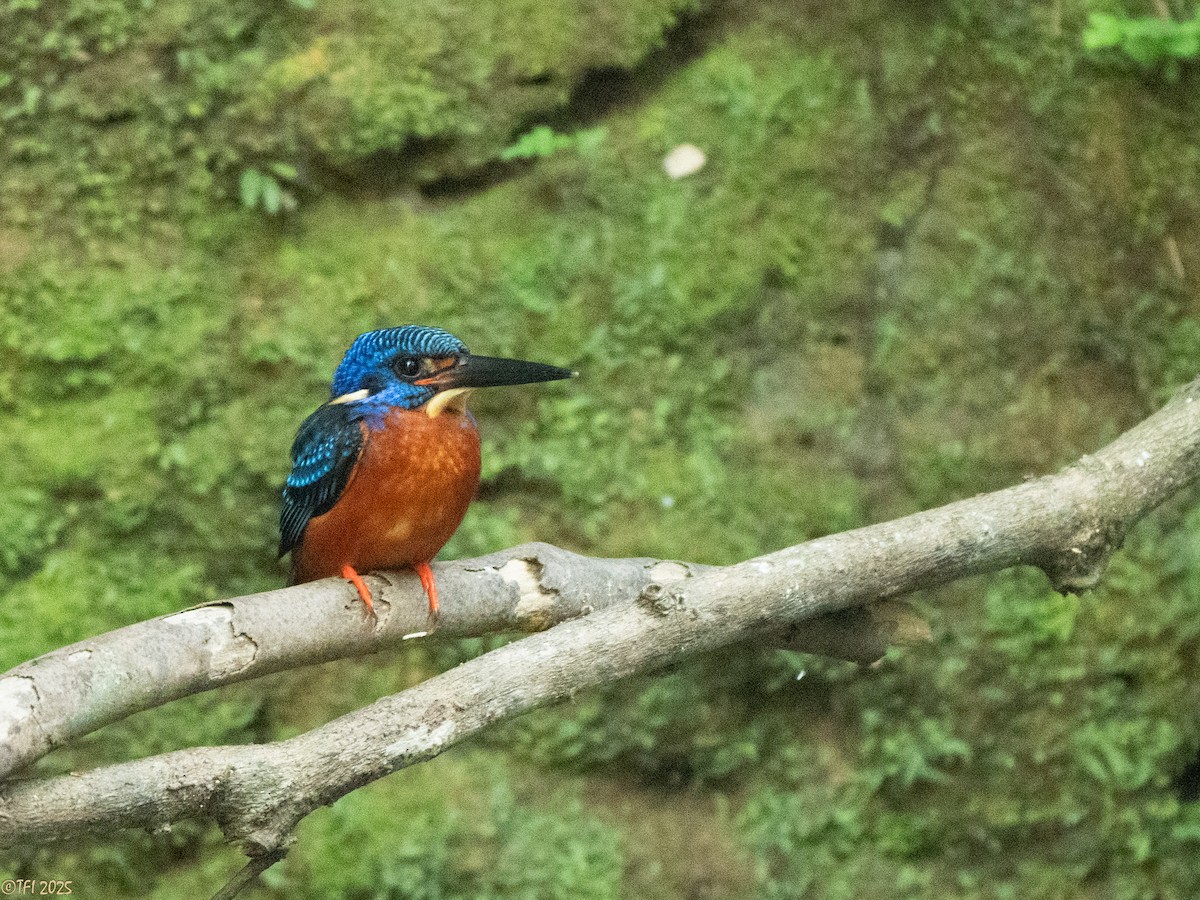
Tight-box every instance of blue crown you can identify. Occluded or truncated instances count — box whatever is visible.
[331,325,467,397]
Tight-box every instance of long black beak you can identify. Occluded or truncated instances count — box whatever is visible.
[426,355,576,390]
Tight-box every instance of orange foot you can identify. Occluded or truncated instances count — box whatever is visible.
[341,564,376,618]
[415,561,440,618]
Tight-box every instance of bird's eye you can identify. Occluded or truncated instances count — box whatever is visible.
[394,356,421,378]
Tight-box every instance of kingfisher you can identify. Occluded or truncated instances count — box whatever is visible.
[280,325,574,619]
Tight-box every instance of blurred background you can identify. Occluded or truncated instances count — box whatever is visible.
[4,1,1200,896]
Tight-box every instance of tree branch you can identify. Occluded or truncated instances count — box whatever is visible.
[2,377,1199,860]
[0,549,904,782]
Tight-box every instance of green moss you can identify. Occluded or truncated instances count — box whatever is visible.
[0,0,704,236]
[0,547,203,667]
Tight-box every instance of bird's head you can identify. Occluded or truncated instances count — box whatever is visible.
[329,325,574,421]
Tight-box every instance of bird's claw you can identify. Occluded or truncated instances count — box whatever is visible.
[415,561,440,623]
[341,564,377,619]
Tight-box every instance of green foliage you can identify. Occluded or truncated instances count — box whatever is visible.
[240,164,298,215]
[278,758,624,900]
[499,654,775,784]
[500,125,609,161]
[859,709,971,789]
[480,784,624,900]
[1085,10,1200,78]
[0,488,65,581]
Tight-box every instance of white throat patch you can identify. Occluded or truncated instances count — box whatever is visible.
[425,388,472,418]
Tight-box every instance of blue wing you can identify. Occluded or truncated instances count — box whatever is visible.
[279,402,366,558]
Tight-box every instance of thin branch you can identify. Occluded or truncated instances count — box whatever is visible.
[1,377,1199,856]
[211,847,287,900]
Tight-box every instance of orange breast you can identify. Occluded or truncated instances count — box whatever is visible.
[291,406,482,583]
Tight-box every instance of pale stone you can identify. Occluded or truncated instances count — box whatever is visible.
[663,143,706,179]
